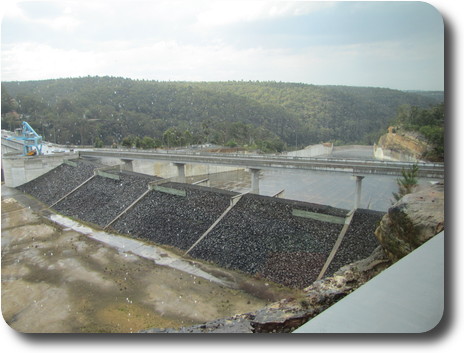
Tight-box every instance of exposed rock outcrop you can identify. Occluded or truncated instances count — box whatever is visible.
[374,127,430,162]
[374,182,444,263]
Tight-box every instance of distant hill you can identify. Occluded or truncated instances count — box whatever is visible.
[1,77,443,151]
[402,90,444,102]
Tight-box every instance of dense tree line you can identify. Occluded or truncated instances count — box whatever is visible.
[1,77,442,152]
[393,102,444,161]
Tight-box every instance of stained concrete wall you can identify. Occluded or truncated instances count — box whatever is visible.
[2,152,78,187]
[96,156,241,178]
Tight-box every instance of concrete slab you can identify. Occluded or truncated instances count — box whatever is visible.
[49,214,229,286]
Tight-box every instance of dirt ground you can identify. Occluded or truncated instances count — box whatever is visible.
[1,187,298,333]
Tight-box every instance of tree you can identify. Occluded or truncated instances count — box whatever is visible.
[122,135,136,148]
[94,136,104,148]
[140,136,157,149]
[392,164,419,202]
[163,127,182,148]
[1,85,14,113]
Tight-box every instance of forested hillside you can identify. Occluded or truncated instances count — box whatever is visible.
[1,77,442,152]
[393,102,444,161]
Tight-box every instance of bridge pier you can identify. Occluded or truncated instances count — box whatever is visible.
[120,159,134,172]
[250,168,261,194]
[353,175,365,209]
[173,162,186,182]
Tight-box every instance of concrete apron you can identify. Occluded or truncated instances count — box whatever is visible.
[49,214,230,287]
[1,185,279,333]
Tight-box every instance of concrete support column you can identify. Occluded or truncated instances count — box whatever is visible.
[174,163,186,182]
[353,175,365,209]
[121,159,134,172]
[249,168,261,194]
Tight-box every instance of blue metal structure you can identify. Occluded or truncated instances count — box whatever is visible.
[7,121,43,156]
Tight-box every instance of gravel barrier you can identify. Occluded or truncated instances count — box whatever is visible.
[189,194,349,288]
[16,159,101,205]
[111,183,237,250]
[53,170,160,228]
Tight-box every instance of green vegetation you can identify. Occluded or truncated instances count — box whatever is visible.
[1,77,442,152]
[392,164,419,202]
[393,103,444,161]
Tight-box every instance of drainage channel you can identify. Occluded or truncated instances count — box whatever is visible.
[49,213,234,288]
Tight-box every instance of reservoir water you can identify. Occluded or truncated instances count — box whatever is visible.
[208,168,439,212]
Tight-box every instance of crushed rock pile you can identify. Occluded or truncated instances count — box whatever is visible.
[325,209,384,277]
[53,171,160,228]
[111,183,237,250]
[189,194,381,288]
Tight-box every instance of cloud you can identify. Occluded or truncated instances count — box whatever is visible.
[0,0,444,90]
[1,42,101,80]
[38,15,81,31]
[2,0,81,32]
[195,0,333,27]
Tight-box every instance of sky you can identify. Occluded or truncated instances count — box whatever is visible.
[0,0,445,90]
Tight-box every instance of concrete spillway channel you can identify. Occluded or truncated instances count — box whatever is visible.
[16,158,384,289]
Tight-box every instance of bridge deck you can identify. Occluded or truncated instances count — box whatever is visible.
[78,149,444,178]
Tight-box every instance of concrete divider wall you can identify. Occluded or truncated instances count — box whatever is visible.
[111,183,238,251]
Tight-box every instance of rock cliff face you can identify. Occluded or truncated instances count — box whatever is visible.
[374,182,444,263]
[375,127,430,162]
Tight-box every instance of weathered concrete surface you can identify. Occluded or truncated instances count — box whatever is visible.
[2,152,78,187]
[1,187,296,333]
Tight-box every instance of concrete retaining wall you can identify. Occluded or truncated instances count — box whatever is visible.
[2,152,78,187]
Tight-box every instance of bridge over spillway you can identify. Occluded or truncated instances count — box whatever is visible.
[78,149,444,178]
